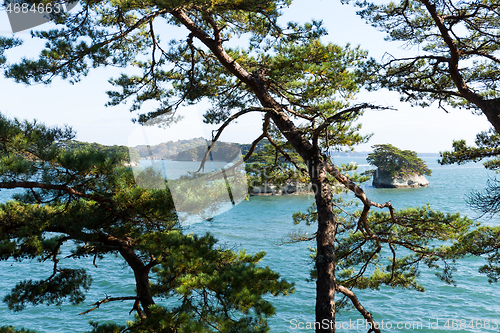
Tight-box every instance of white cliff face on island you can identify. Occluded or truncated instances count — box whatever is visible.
[372,169,429,188]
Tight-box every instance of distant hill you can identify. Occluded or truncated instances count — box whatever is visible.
[132,138,440,162]
[331,151,370,158]
[330,151,440,159]
[134,137,244,162]
[416,153,440,158]
[134,137,208,160]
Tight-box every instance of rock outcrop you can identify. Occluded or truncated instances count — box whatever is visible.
[372,169,429,188]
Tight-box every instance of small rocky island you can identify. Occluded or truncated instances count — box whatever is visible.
[372,172,429,188]
[367,144,431,188]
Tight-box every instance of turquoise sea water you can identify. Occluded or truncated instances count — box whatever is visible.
[1,157,500,332]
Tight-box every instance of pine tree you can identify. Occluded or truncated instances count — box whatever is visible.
[0,1,480,331]
[356,0,500,131]
[0,114,293,332]
[354,0,500,282]
[367,144,431,178]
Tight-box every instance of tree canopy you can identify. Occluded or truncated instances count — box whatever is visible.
[0,1,378,330]
[439,129,500,218]
[0,114,293,333]
[356,0,500,131]
[0,1,486,332]
[353,0,500,179]
[352,0,500,293]
[367,144,431,178]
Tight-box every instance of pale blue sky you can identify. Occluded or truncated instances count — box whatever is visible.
[0,0,491,153]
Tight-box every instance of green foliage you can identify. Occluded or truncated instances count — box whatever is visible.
[0,0,408,328]
[145,231,293,332]
[0,37,22,67]
[165,167,248,220]
[439,129,500,216]
[63,140,140,165]
[436,125,500,286]
[466,178,500,217]
[85,322,125,333]
[172,141,241,162]
[245,138,372,195]
[367,144,431,177]
[83,231,294,333]
[355,0,500,289]
[0,114,292,332]
[355,0,500,111]
[4,269,92,312]
[439,128,500,170]
[0,327,37,333]
[1,0,371,138]
[294,202,477,310]
[447,226,500,283]
[245,142,308,191]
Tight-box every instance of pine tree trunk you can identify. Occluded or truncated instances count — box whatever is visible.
[481,100,500,134]
[309,158,337,333]
[119,246,155,317]
[98,232,155,317]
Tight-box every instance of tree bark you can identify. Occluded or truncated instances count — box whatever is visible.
[480,100,500,134]
[309,158,337,333]
[119,245,155,318]
[98,233,155,317]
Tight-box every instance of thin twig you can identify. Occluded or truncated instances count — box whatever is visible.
[79,296,138,315]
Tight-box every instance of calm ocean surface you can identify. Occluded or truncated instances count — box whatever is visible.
[1,157,500,332]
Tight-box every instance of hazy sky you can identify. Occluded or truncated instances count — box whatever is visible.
[0,0,491,153]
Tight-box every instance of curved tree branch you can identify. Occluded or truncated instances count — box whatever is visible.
[336,284,381,333]
[266,135,308,175]
[419,0,483,105]
[243,113,272,162]
[79,296,138,315]
[196,107,273,172]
